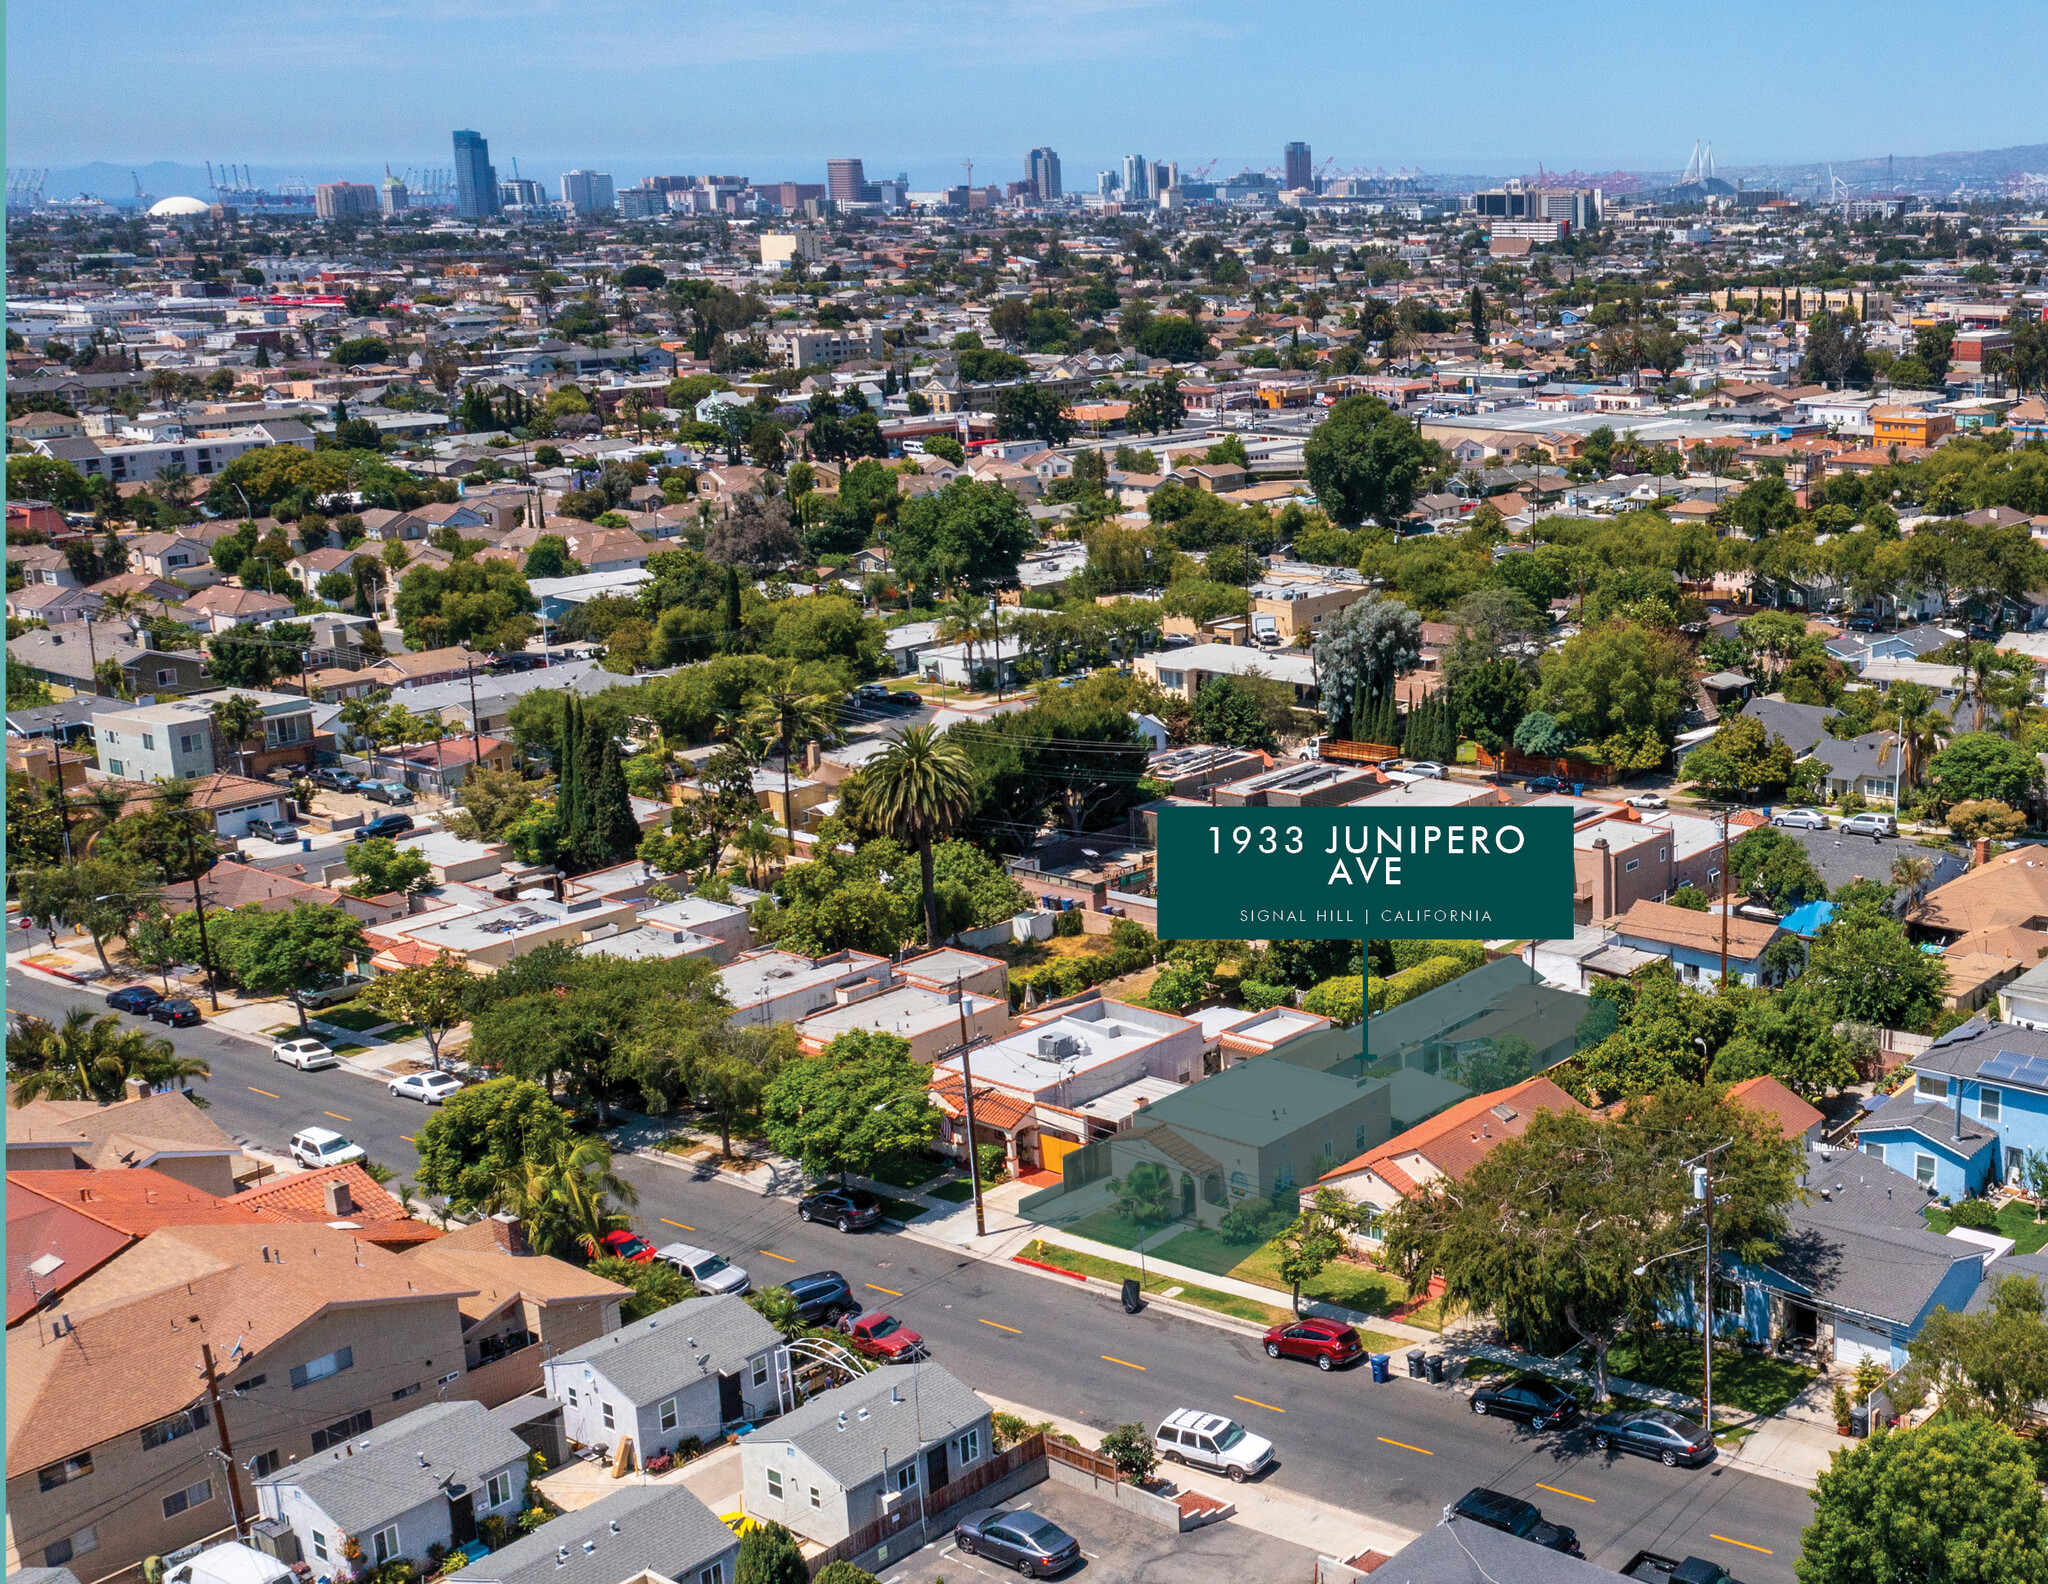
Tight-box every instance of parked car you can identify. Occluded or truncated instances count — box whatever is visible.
[245,817,296,844]
[1847,616,1879,633]
[1771,807,1829,830]
[1525,775,1565,794]
[1839,811,1897,838]
[840,1310,925,1362]
[1443,1488,1581,1555]
[1591,1408,1715,1467]
[1154,1410,1274,1483]
[294,975,371,1010]
[798,1185,884,1231]
[1468,1374,1582,1428]
[149,998,202,1027]
[390,1071,463,1103]
[1622,1553,1747,1584]
[493,653,548,674]
[954,1507,1082,1577]
[1405,761,1448,780]
[598,1230,658,1264]
[106,984,164,1014]
[273,1037,340,1071]
[354,813,416,842]
[361,780,416,806]
[655,1242,751,1295]
[783,1271,858,1326]
[1262,1317,1365,1371]
[887,690,922,709]
[310,767,360,792]
[289,1127,365,1169]
[1626,792,1668,810]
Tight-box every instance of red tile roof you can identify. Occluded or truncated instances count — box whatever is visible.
[1320,1077,1588,1193]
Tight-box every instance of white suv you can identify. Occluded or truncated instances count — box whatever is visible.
[290,1127,367,1169]
[1153,1409,1274,1483]
[1838,811,1898,838]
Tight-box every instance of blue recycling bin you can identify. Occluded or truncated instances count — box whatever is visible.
[1370,1353,1392,1384]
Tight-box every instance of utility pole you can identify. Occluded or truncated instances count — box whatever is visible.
[199,1342,249,1538]
[1718,805,1731,987]
[50,732,75,864]
[954,976,986,1238]
[464,652,484,768]
[1685,1142,1733,1436]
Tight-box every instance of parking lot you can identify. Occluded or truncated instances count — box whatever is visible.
[870,1481,1324,1584]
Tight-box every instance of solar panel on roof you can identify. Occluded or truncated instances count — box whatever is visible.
[2019,1056,2048,1090]
[1979,1052,2026,1081]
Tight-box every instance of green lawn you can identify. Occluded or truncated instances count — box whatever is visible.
[928,1181,976,1203]
[1020,1240,1291,1326]
[1924,1201,2048,1255]
[873,1194,928,1223]
[316,1005,396,1033]
[1604,1333,1819,1420]
[866,1151,952,1191]
[1146,1227,1408,1316]
[1062,1208,1167,1250]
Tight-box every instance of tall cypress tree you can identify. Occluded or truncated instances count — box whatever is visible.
[556,695,583,867]
[591,730,641,864]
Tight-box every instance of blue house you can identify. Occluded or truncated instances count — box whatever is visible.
[1882,1016,2048,1193]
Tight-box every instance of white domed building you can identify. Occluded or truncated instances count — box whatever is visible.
[148,195,212,219]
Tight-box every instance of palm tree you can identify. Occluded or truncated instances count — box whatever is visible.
[862,725,979,948]
[208,693,267,778]
[7,1007,210,1105]
[1891,854,1937,914]
[746,673,840,846]
[490,1137,638,1261]
[936,592,987,694]
[337,693,389,753]
[733,816,783,888]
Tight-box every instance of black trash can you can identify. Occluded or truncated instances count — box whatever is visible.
[1407,1349,1427,1378]
[1849,1402,1870,1438]
[1121,1278,1143,1314]
[1425,1355,1447,1384]
[1370,1353,1392,1384]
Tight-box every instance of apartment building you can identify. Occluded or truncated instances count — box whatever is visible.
[92,701,214,783]
[768,326,886,368]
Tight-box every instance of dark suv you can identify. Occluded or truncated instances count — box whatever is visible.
[354,813,415,842]
[784,1271,858,1326]
[1469,1374,1582,1428]
[1444,1489,1581,1555]
[797,1186,883,1231]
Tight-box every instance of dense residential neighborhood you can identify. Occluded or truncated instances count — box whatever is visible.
[10,18,2048,1583]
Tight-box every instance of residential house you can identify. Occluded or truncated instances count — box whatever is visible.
[356,508,428,543]
[1607,898,1792,988]
[286,546,368,594]
[371,896,640,973]
[564,529,653,574]
[126,533,217,587]
[5,584,104,626]
[1874,1015,2048,1194]
[717,949,894,1028]
[4,1090,246,1196]
[359,646,481,692]
[1135,642,1318,710]
[253,1400,532,1574]
[542,1295,785,1463]
[456,1484,736,1584]
[92,701,215,783]
[1872,406,1956,448]
[1725,1073,1825,1150]
[738,1365,993,1548]
[1571,811,1726,925]
[3,1224,473,1581]
[8,544,76,589]
[182,585,298,633]
[1241,577,1369,645]
[184,688,320,777]
[795,981,1009,1064]
[388,735,516,794]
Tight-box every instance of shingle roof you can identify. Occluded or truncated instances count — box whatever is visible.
[1724,1074,1824,1142]
[254,1399,529,1533]
[1319,1077,1586,1191]
[1370,1518,1621,1582]
[761,1362,987,1487]
[5,1091,238,1169]
[1858,1090,1998,1152]
[1610,898,1782,960]
[407,1226,629,1323]
[461,1483,734,1584]
[550,1294,777,1406]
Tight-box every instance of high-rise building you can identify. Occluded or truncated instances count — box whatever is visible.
[617,187,665,219]
[379,169,409,216]
[452,129,499,219]
[1283,141,1313,191]
[313,182,377,219]
[1151,161,1176,197]
[1097,170,1119,198]
[1122,154,1149,203]
[826,158,867,206]
[560,170,616,217]
[1027,147,1062,202]
[498,177,545,208]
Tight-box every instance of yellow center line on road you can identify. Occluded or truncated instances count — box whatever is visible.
[248,1086,280,1099]
[323,1112,352,1122]
[1233,1395,1283,1413]
[660,1219,694,1231]
[1535,1483,1594,1504]
[980,1319,1021,1334]
[1711,1536,1775,1555]
[401,1135,415,1144]
[867,1283,904,1297]
[1376,1436,1433,1456]
[758,1249,796,1263]
[1101,1355,1145,1371]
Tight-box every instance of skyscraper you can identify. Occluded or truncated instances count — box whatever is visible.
[826,158,867,205]
[452,129,499,219]
[379,168,409,216]
[559,170,616,217]
[1027,147,1062,202]
[1284,140,1313,191]
[1121,154,1149,203]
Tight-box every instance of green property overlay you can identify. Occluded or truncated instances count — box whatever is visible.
[1155,805,1577,941]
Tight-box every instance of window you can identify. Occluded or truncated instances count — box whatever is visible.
[1204,1172,1225,1206]
[141,1406,209,1450]
[157,669,175,686]
[311,1410,373,1452]
[1229,1171,1249,1194]
[371,1527,400,1566]
[893,1463,918,1492]
[698,1566,725,1584]
[270,718,303,746]
[39,1453,93,1492]
[1915,1152,1937,1186]
[392,1382,421,1400]
[488,1473,513,1509]
[566,1386,578,1407]
[291,1347,353,1389]
[1624,859,1641,873]
[312,1535,329,1563]
[809,1486,821,1509]
[161,1479,213,1519]
[107,758,124,776]
[956,1428,981,1464]
[1917,1074,1946,1100]
[180,733,201,754]
[657,1398,679,1432]
[765,1468,784,1501]
[250,1450,281,1478]
[1982,1088,2003,1123]
[142,733,156,750]
[44,1529,96,1568]
[751,1355,769,1388]
[1158,670,1185,691]
[601,1402,616,1430]
[232,1374,267,1396]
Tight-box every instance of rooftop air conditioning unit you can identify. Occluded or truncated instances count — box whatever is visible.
[1037,1032,1076,1059]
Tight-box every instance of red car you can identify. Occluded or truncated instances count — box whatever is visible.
[840,1310,925,1362]
[599,1231,657,1263]
[1263,1317,1365,1371]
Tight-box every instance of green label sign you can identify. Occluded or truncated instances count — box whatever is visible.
[1154,805,1577,940]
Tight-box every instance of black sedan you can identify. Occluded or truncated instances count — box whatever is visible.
[1591,1408,1715,1467]
[1525,775,1565,794]
[105,985,164,1014]
[797,1186,884,1231]
[955,1507,1081,1577]
[148,998,203,1027]
[1469,1374,1581,1428]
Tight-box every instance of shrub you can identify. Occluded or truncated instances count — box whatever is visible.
[1053,907,1086,936]
[1240,980,1296,1011]
[1144,965,1208,1012]
[1099,1423,1159,1483]
[1367,953,1475,1013]
[1951,1197,2000,1229]
[992,1411,1053,1450]
[1109,917,1155,955]
[1833,1382,1853,1428]
[1950,799,2028,841]
[813,1567,880,1584]
[1218,1196,1282,1245]
[1304,975,1365,1025]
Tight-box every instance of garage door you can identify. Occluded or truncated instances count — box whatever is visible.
[1834,1317,1895,1368]
[1039,1135,1081,1174]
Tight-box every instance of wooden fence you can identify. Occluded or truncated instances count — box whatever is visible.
[1318,739,1402,765]
[1471,744,1626,786]
[807,1433,1047,1575]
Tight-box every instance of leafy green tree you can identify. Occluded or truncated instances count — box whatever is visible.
[17,858,160,974]
[1098,1424,1160,1483]
[1805,906,1948,1031]
[746,670,841,847]
[1683,714,1796,797]
[1728,826,1828,910]
[588,1255,692,1322]
[6,1006,209,1105]
[890,477,1036,596]
[1512,709,1572,757]
[491,1135,637,1260]
[1949,799,2028,841]
[1190,674,1283,751]
[735,1522,808,1584]
[447,767,552,843]
[393,559,537,652]
[356,951,474,1064]
[415,1077,575,1212]
[524,535,582,580]
[1927,732,2042,814]
[1107,1159,1179,1232]
[1532,620,1696,768]
[231,902,367,1033]
[992,383,1074,445]
[1313,594,1421,740]
[760,1030,939,1181]
[1448,657,1531,752]
[1899,1274,2048,1430]
[1303,394,1433,526]
[1797,1417,2048,1584]
[345,835,432,897]
[1273,1188,1357,1316]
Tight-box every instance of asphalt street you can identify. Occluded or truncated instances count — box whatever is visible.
[8,962,1811,1580]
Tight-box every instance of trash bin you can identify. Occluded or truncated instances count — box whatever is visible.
[1425,1355,1447,1384]
[1370,1353,1392,1384]
[1406,1349,1427,1379]
[1849,1402,1870,1438]
[1121,1278,1143,1314]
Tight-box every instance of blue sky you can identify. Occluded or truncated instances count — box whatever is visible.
[8,0,2047,191]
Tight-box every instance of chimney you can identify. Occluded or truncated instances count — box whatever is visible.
[805,739,821,774]
[323,1179,354,1217]
[490,1212,529,1255]
[1975,837,1992,869]
[124,1076,151,1101]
